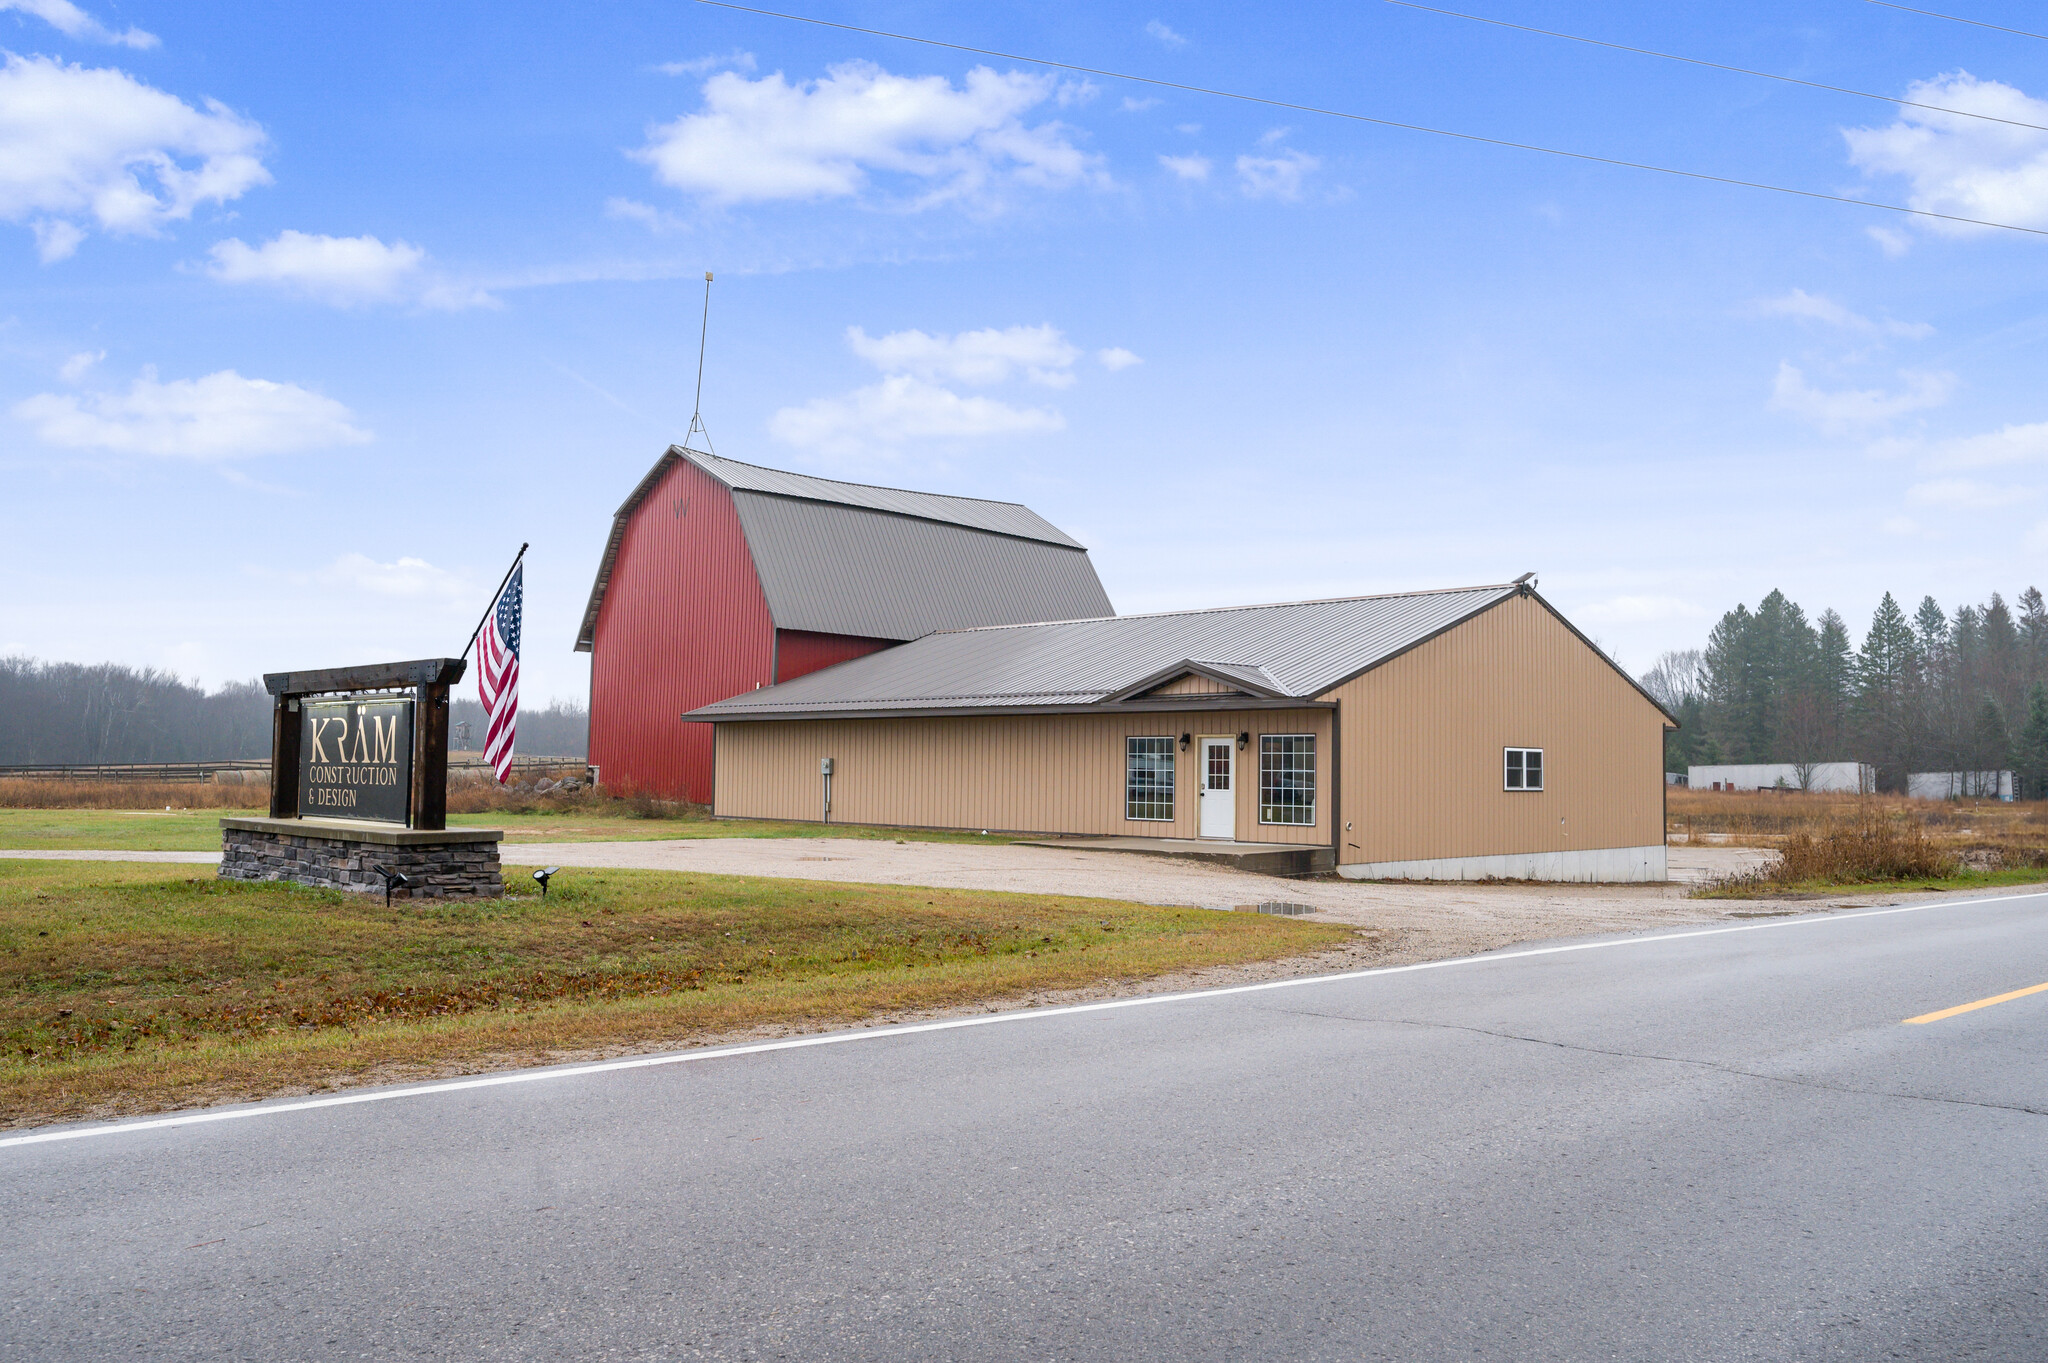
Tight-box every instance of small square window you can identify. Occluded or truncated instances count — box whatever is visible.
[1505,747,1543,791]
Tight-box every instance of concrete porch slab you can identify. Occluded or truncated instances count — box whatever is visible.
[1014,836,1334,878]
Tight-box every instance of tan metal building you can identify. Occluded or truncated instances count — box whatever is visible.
[684,580,1678,881]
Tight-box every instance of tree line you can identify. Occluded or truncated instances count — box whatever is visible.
[0,657,589,764]
[1641,586,2048,796]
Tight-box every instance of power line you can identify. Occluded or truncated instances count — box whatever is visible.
[1861,1,2048,42]
[690,0,2048,239]
[1386,0,2048,133]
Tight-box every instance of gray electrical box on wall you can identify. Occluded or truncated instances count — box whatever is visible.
[820,758,834,775]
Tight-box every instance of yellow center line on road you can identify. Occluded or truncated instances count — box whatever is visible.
[1905,981,2048,1025]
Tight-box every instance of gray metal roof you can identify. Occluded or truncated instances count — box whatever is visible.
[684,585,1524,719]
[693,450,1084,547]
[732,492,1114,640]
[576,446,1110,650]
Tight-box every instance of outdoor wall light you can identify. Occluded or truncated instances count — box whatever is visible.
[533,866,561,898]
[1179,732,1191,751]
[1237,731,1249,751]
[372,863,410,908]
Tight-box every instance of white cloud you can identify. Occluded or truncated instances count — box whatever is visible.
[1750,288,1933,338]
[1845,72,2048,234]
[846,323,1080,387]
[633,61,1104,209]
[1911,419,2048,470]
[202,230,488,309]
[604,196,691,234]
[1145,20,1186,48]
[31,216,81,262]
[769,374,1063,457]
[1575,595,1704,627]
[57,348,101,381]
[1097,346,1142,371]
[1907,477,2035,508]
[1881,514,1921,535]
[1867,225,1913,257]
[319,554,471,604]
[11,367,370,459]
[1768,362,1954,434]
[0,53,268,260]
[0,0,155,48]
[1236,148,1318,200]
[657,50,756,77]
[1120,96,1161,113]
[1159,153,1210,181]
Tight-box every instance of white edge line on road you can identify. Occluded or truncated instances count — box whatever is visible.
[7,887,2043,1151]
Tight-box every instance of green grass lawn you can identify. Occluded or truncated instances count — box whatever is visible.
[0,806,1017,852]
[0,860,1349,1128]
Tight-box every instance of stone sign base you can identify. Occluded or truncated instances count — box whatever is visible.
[220,816,503,900]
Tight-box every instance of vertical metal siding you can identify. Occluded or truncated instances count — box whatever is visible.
[588,460,773,803]
[1322,593,1665,864]
[712,708,1330,842]
[1147,674,1237,696]
[775,630,895,684]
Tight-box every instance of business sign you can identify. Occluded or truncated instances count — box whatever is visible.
[297,698,414,824]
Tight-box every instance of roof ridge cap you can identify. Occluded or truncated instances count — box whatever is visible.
[677,446,1040,512]
[932,583,1516,634]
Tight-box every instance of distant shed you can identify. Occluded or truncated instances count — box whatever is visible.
[576,447,1112,802]
[1687,763,1875,794]
[687,581,1678,882]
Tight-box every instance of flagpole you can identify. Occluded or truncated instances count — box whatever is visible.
[463,543,529,663]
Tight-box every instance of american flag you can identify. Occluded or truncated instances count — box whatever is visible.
[477,563,522,784]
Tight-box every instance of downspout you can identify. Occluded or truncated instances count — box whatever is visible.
[1329,700,1343,872]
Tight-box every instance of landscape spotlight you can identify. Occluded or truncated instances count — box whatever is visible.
[372,863,411,908]
[533,866,561,898]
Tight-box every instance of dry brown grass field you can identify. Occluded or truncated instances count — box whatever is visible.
[0,777,257,810]
[1668,788,2048,852]
[1670,788,2048,893]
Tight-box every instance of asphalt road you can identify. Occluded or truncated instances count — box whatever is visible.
[6,891,2047,1361]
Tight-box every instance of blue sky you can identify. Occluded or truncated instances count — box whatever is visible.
[5,0,2047,705]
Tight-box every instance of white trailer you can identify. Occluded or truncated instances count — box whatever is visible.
[1907,771,2015,801]
[1687,762,1876,793]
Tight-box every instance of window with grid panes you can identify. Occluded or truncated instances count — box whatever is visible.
[1126,736,1176,820]
[1258,734,1315,825]
[1504,747,1543,791]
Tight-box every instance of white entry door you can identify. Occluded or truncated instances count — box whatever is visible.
[1199,738,1236,840]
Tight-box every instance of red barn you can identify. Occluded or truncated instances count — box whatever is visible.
[576,446,1115,802]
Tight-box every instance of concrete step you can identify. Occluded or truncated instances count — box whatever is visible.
[1017,836,1334,878]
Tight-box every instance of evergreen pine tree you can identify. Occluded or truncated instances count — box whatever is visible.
[1704,603,1758,762]
[1855,593,1917,789]
[1970,698,2010,787]
[2019,587,2047,691]
[2017,684,2048,801]
[1817,608,1853,736]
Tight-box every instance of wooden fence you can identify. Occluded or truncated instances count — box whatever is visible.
[0,756,583,784]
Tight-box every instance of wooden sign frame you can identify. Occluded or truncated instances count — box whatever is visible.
[263,657,466,831]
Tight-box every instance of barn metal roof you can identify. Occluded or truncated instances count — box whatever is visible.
[575,446,1110,650]
[696,450,1084,547]
[683,584,1526,720]
[731,493,1115,640]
